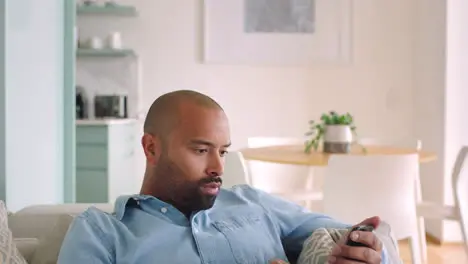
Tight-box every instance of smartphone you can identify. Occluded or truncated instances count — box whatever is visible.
[346,225,374,247]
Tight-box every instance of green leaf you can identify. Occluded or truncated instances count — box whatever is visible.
[331,114,340,124]
[305,111,358,153]
[313,141,319,150]
[338,115,346,124]
[320,114,328,123]
[346,113,353,124]
[304,140,313,153]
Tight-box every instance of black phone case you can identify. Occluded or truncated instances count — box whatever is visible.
[346,225,374,247]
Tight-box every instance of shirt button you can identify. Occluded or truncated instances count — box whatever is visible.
[160,207,167,213]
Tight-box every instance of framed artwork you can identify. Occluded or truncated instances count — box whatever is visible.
[202,0,353,66]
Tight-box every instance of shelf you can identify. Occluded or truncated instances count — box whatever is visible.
[76,118,138,126]
[77,4,138,17]
[76,48,135,58]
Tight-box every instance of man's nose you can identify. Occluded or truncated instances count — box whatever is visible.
[206,153,224,176]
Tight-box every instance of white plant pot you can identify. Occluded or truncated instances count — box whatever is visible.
[323,125,353,153]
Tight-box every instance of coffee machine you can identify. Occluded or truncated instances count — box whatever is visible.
[94,93,128,119]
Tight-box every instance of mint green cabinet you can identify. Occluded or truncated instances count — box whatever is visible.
[76,120,137,203]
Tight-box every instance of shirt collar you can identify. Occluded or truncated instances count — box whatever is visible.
[114,190,227,221]
[114,194,157,220]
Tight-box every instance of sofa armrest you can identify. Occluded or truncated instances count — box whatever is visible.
[297,220,403,264]
[375,221,403,264]
[14,238,39,263]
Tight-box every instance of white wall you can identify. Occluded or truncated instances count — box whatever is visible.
[78,0,465,242]
[413,0,468,242]
[413,0,447,241]
[78,0,415,144]
[441,0,468,242]
[4,0,65,211]
[78,0,416,191]
[443,0,464,242]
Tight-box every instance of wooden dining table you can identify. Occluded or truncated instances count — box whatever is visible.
[239,144,437,166]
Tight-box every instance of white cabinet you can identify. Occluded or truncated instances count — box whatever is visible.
[76,119,137,203]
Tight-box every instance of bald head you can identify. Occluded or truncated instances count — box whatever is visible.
[143,90,223,137]
[140,90,230,214]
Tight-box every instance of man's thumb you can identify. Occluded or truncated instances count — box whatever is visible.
[356,216,381,228]
[269,260,289,264]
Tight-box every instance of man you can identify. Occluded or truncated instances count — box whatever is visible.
[58,90,389,264]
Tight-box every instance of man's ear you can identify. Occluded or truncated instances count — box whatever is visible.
[141,133,161,165]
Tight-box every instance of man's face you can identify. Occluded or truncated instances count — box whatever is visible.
[146,103,231,213]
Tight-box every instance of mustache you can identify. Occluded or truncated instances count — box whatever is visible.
[199,176,222,185]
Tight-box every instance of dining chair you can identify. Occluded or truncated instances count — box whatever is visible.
[357,137,423,150]
[416,146,468,258]
[323,154,422,264]
[356,137,427,262]
[222,151,250,188]
[246,137,322,208]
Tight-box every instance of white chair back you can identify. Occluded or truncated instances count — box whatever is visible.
[358,138,422,150]
[247,137,311,193]
[324,154,419,239]
[222,151,249,189]
[452,146,468,256]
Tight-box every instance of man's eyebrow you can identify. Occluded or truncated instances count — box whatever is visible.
[189,139,231,148]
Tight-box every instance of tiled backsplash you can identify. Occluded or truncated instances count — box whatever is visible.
[76,57,143,119]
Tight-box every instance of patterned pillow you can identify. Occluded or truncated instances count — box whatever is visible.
[0,201,28,263]
[297,227,348,264]
[297,222,403,264]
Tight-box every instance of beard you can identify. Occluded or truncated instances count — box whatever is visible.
[154,152,222,215]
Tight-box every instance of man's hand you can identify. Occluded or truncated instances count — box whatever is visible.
[328,216,383,264]
[269,260,289,264]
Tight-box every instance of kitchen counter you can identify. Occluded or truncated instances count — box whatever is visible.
[76,118,138,126]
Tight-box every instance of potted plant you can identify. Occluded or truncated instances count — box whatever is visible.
[304,111,360,154]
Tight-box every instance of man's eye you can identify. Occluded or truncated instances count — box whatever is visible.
[220,150,228,157]
[195,149,208,154]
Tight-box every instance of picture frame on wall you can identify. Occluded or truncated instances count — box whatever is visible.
[202,0,353,66]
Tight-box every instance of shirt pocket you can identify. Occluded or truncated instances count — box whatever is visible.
[212,213,283,264]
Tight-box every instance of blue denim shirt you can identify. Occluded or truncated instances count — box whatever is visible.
[58,185,389,263]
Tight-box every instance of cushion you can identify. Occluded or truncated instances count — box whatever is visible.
[9,214,67,239]
[14,203,113,216]
[9,204,113,240]
[297,221,402,264]
[30,214,74,264]
[0,201,28,263]
[297,227,347,264]
[373,221,402,262]
[14,238,39,262]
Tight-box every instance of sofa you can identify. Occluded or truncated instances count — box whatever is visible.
[7,203,402,264]
[8,203,114,263]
